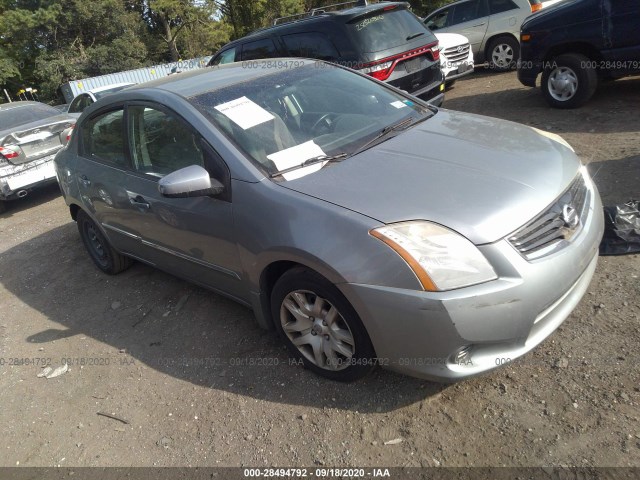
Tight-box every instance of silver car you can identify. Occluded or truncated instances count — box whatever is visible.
[55,60,603,382]
[424,0,542,69]
[1,101,75,213]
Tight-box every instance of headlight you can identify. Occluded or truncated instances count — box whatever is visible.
[370,221,497,291]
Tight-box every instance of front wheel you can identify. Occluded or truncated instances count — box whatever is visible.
[271,267,376,381]
[541,53,598,109]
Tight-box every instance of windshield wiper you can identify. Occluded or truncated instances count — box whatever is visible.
[406,32,425,41]
[270,153,347,178]
[350,117,415,157]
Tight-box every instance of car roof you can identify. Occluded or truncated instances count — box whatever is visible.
[83,82,135,95]
[221,1,409,48]
[128,59,316,98]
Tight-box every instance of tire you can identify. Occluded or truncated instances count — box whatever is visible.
[445,80,456,90]
[0,200,6,214]
[541,53,598,109]
[77,210,132,274]
[487,36,519,71]
[271,267,376,382]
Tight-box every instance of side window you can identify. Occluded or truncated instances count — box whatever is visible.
[69,94,91,114]
[81,109,126,167]
[425,9,450,30]
[489,0,518,14]
[282,32,340,60]
[241,38,278,61]
[127,106,204,178]
[450,1,485,25]
[212,48,237,66]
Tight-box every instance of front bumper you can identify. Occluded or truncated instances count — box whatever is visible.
[517,59,542,87]
[444,62,474,81]
[339,180,604,382]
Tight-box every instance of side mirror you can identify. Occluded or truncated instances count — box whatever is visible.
[158,165,224,198]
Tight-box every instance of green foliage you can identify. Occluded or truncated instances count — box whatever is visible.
[0,0,450,103]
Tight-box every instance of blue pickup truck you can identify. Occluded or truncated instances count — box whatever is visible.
[517,0,640,108]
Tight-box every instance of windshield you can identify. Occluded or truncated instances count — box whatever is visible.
[0,104,60,131]
[348,8,436,53]
[189,64,432,179]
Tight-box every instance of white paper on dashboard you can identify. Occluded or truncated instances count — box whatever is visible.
[267,140,327,181]
[390,100,408,109]
[214,96,274,130]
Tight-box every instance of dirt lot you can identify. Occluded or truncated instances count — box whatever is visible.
[1,70,639,469]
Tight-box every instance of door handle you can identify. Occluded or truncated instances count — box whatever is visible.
[472,22,486,27]
[130,195,150,210]
[79,175,91,187]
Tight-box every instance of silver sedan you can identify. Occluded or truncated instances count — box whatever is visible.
[55,59,604,382]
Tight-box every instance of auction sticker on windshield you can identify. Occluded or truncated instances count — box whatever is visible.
[214,96,274,130]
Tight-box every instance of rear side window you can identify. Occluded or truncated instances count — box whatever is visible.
[212,48,237,65]
[348,8,436,53]
[450,0,487,25]
[241,38,278,61]
[282,32,340,61]
[489,0,518,14]
[81,109,127,167]
[68,94,93,114]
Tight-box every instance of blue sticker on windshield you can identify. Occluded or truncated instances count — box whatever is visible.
[403,100,414,107]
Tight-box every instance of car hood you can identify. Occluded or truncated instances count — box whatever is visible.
[434,32,470,49]
[279,109,581,245]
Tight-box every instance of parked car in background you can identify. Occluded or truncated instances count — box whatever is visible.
[52,103,69,113]
[207,1,445,105]
[424,0,542,70]
[67,83,135,117]
[56,59,603,382]
[0,101,75,213]
[518,0,640,108]
[435,32,474,88]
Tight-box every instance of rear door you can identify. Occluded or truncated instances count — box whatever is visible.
[75,106,139,254]
[439,0,490,55]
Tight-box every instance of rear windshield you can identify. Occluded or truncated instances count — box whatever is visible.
[0,104,60,131]
[348,8,435,53]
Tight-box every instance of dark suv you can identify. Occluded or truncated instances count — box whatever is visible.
[208,2,445,105]
[518,0,640,108]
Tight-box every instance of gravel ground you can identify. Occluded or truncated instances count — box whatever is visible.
[0,70,639,469]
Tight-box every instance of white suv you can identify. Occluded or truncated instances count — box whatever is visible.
[435,33,475,88]
[424,0,542,70]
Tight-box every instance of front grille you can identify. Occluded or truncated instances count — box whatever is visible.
[508,174,589,259]
[443,43,470,63]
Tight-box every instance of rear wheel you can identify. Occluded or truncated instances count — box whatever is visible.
[487,36,519,71]
[541,53,598,109]
[0,200,6,214]
[77,210,132,274]
[271,267,376,381]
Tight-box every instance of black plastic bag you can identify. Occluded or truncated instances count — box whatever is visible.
[599,200,640,255]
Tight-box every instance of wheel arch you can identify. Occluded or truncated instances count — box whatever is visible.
[69,202,81,221]
[256,256,350,330]
[543,42,604,65]
[483,33,520,60]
